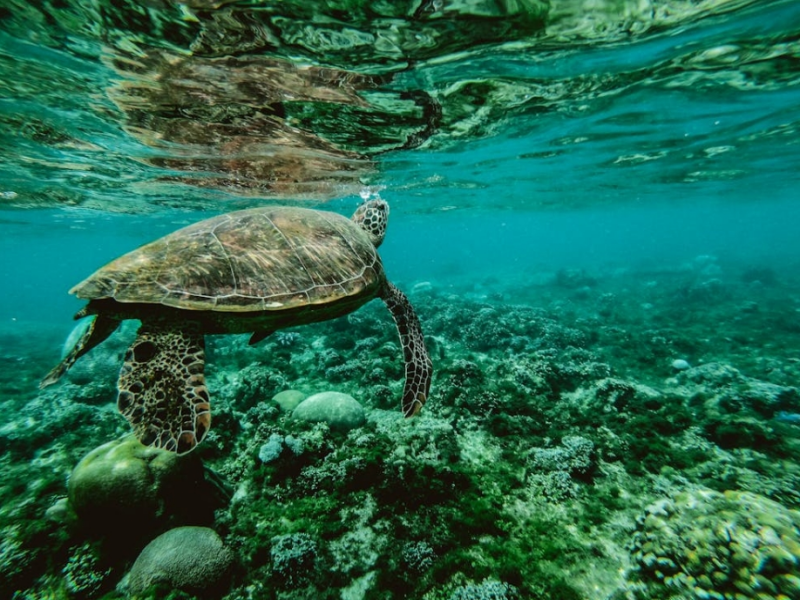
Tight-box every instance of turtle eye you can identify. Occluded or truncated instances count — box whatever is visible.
[132,341,158,363]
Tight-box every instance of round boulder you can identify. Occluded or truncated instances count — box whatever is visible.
[292,392,365,431]
[68,435,206,536]
[127,526,233,597]
[272,389,307,412]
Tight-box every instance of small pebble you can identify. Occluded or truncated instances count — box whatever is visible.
[671,359,691,371]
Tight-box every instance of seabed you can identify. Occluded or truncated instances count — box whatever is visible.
[2,257,800,600]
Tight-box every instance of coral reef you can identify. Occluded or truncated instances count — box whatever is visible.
[3,262,800,599]
[449,579,518,600]
[270,532,317,586]
[272,390,307,413]
[67,435,211,541]
[292,391,366,431]
[628,488,800,599]
[125,526,234,597]
[62,542,112,597]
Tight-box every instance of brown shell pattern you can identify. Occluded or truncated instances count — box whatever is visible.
[71,207,384,312]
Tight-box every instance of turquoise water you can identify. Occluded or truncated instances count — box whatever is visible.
[2,1,800,599]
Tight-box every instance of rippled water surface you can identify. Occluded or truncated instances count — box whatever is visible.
[2,0,799,212]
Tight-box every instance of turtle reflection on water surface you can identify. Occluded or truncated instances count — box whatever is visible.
[41,200,432,454]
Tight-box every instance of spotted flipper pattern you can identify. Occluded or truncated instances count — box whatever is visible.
[381,281,432,416]
[117,319,209,454]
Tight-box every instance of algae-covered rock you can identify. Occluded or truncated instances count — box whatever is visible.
[272,389,307,412]
[127,526,233,597]
[293,391,365,431]
[628,487,800,599]
[68,435,206,536]
[679,362,743,386]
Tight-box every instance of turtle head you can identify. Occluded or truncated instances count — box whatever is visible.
[352,199,389,248]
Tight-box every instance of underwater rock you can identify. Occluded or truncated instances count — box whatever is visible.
[223,362,290,411]
[679,363,800,426]
[670,358,691,371]
[530,435,595,475]
[272,389,307,412]
[126,526,233,597]
[685,254,722,278]
[679,362,743,386]
[1,389,121,458]
[742,380,800,416]
[329,495,387,577]
[44,498,75,525]
[68,435,207,537]
[740,265,777,286]
[270,532,317,586]
[740,299,760,313]
[628,487,800,600]
[526,431,596,501]
[293,391,366,431]
[695,377,800,451]
[710,379,800,419]
[589,377,661,412]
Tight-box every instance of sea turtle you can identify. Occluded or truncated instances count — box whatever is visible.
[41,200,432,454]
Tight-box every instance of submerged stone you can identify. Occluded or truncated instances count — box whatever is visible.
[127,526,233,597]
[292,391,365,431]
[272,389,307,412]
[671,358,691,371]
[68,435,206,536]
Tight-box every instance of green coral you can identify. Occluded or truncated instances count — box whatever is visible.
[628,488,800,599]
[449,578,518,600]
[6,269,800,600]
[62,542,111,596]
[270,532,317,586]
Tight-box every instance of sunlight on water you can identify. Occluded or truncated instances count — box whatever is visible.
[1,0,798,211]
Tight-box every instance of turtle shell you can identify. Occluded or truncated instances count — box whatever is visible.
[71,207,385,312]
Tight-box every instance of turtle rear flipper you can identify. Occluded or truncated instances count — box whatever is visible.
[118,320,210,455]
[381,282,432,417]
[40,312,121,388]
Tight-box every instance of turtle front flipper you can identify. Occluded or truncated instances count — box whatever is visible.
[248,329,274,345]
[381,281,432,417]
[117,319,210,454]
[40,312,121,389]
